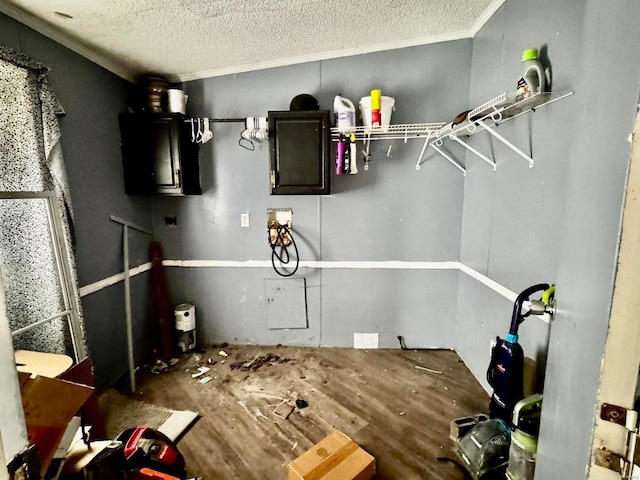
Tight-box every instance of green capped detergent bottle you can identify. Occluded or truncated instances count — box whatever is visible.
[516,48,546,99]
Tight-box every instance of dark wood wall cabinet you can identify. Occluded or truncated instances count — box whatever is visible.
[119,113,201,196]
[268,110,331,195]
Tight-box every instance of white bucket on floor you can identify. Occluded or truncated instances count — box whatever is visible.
[175,303,196,352]
[359,95,395,132]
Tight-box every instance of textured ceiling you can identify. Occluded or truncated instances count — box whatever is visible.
[0,0,503,83]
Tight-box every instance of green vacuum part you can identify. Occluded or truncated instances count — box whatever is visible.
[506,394,543,480]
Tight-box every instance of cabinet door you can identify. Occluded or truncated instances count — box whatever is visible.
[146,117,181,194]
[268,111,330,195]
[120,113,153,195]
[119,113,188,196]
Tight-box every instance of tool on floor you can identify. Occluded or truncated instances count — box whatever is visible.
[119,427,186,478]
[487,283,554,421]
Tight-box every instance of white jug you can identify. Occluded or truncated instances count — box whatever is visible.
[333,95,356,133]
[167,89,188,114]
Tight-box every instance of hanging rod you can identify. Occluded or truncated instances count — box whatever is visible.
[185,117,247,123]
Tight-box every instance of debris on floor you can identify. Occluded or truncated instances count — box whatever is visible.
[272,399,295,420]
[414,364,443,374]
[191,366,210,378]
[229,353,291,371]
[150,358,179,375]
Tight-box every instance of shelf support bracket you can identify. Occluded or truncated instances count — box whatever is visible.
[476,120,534,168]
[430,144,467,176]
[415,135,431,171]
[449,134,497,171]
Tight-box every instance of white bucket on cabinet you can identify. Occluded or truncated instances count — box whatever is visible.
[167,89,188,114]
[175,303,196,352]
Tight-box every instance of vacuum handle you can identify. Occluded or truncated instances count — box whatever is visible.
[512,393,543,425]
[509,283,550,336]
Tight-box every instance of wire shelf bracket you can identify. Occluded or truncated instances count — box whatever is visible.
[475,119,533,168]
[428,90,574,174]
[430,144,467,176]
[449,134,497,170]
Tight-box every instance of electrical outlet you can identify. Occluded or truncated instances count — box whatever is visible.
[266,208,292,230]
[241,212,250,227]
[266,208,293,246]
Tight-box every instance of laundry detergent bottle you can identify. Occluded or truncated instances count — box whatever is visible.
[333,94,356,133]
[517,49,545,99]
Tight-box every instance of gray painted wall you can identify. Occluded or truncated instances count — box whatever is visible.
[458,0,640,478]
[0,14,154,389]
[2,1,640,477]
[456,0,581,398]
[153,41,472,349]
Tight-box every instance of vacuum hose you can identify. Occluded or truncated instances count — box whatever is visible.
[508,283,550,338]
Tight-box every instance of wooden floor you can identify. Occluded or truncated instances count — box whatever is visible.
[116,345,489,479]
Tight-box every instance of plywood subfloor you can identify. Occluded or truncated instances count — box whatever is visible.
[116,345,489,479]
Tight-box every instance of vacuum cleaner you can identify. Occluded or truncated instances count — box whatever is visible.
[451,283,555,479]
[487,283,554,421]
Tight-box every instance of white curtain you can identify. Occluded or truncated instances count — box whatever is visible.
[0,46,86,359]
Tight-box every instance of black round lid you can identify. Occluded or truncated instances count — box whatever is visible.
[289,94,319,111]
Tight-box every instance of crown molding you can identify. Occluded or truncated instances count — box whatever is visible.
[470,0,506,36]
[1,1,505,83]
[176,30,473,82]
[0,3,138,82]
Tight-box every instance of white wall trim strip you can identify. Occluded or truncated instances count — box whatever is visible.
[80,259,519,303]
[79,262,152,297]
[458,263,518,303]
[162,259,461,270]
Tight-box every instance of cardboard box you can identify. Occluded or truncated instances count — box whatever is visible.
[288,430,375,480]
[19,371,94,476]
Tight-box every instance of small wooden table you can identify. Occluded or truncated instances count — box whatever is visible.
[15,350,73,378]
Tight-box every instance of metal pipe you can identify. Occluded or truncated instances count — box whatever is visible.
[123,224,136,393]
